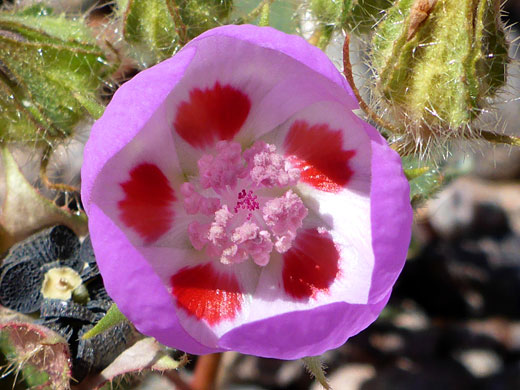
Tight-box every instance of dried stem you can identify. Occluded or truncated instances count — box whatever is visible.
[479,130,520,147]
[191,353,222,390]
[167,0,189,46]
[39,147,79,193]
[342,34,402,134]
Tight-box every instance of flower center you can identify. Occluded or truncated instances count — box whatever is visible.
[234,189,259,219]
[182,141,308,267]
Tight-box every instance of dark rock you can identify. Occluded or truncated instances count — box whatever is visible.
[396,241,489,318]
[361,359,475,390]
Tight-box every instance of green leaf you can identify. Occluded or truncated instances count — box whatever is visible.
[82,304,127,340]
[0,4,109,145]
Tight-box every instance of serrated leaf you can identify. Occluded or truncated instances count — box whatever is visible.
[0,4,109,144]
[0,147,87,253]
[79,338,185,390]
[0,320,72,390]
[82,304,127,340]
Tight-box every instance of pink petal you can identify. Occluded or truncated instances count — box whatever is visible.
[284,120,356,193]
[87,203,220,355]
[174,82,251,148]
[364,122,413,303]
[282,228,340,299]
[119,163,176,244]
[170,264,243,326]
[218,292,392,359]
[82,47,196,213]
[190,25,357,105]
[165,28,359,169]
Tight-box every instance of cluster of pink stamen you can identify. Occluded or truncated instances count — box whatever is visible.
[183,141,308,267]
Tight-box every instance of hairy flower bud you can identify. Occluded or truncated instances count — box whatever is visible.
[118,0,232,67]
[342,0,394,34]
[0,5,108,144]
[371,0,509,145]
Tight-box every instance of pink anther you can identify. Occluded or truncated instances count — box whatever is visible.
[245,141,300,188]
[198,141,247,192]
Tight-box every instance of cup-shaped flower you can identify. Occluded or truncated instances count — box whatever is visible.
[81,25,412,359]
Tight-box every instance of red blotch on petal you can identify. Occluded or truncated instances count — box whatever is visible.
[171,264,243,326]
[283,228,340,299]
[174,82,251,148]
[284,120,356,193]
[118,163,175,244]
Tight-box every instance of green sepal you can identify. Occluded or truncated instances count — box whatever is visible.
[404,166,431,181]
[117,0,232,68]
[259,1,271,26]
[176,0,233,38]
[402,155,443,207]
[82,304,128,340]
[92,338,186,390]
[311,0,342,26]
[0,4,109,145]
[342,0,395,34]
[118,0,179,68]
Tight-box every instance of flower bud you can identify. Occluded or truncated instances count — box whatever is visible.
[371,0,508,144]
[0,5,108,144]
[118,0,232,67]
[342,0,394,34]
